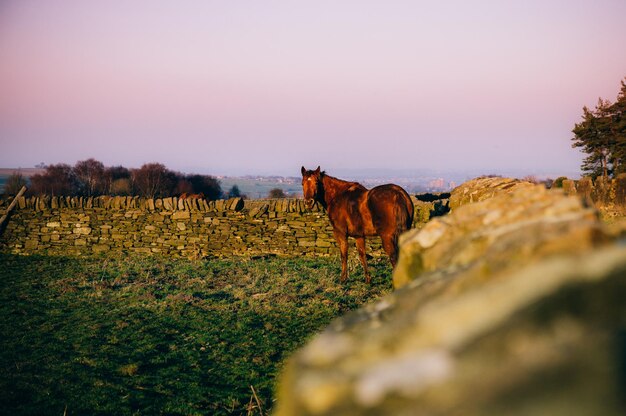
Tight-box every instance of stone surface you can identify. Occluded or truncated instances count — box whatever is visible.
[448,177,535,210]
[394,179,603,289]
[274,177,626,416]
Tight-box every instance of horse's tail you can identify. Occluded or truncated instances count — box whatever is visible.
[388,189,413,267]
[394,189,414,240]
[368,185,414,266]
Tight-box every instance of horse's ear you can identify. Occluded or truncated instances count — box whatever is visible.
[301,166,306,176]
[315,166,321,174]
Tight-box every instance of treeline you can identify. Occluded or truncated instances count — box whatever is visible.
[6,159,223,199]
[572,77,626,179]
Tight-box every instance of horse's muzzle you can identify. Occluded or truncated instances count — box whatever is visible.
[304,198,315,210]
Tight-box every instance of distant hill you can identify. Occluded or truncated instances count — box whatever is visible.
[0,168,45,177]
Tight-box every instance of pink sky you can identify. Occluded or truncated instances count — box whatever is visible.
[1,0,625,176]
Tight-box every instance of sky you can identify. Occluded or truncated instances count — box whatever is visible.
[1,0,625,177]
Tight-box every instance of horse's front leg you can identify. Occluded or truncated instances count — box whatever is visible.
[355,237,371,284]
[333,230,349,282]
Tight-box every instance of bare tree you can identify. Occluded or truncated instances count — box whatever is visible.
[3,171,27,196]
[131,163,176,198]
[73,158,105,196]
[174,178,194,196]
[29,164,77,196]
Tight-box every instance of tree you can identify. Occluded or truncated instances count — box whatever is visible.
[131,163,177,198]
[29,164,77,196]
[174,178,194,196]
[228,185,241,198]
[73,158,106,196]
[104,166,131,195]
[553,177,568,188]
[268,188,287,198]
[110,178,132,195]
[572,77,626,179]
[3,171,27,195]
[609,79,626,176]
[185,174,222,200]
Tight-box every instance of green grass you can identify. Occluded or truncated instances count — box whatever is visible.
[0,253,392,415]
[218,177,301,199]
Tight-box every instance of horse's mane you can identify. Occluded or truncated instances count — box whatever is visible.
[322,173,366,192]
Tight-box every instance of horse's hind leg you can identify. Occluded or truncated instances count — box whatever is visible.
[355,237,371,284]
[380,232,399,268]
[333,230,349,282]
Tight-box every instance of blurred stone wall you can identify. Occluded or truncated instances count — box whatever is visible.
[560,174,626,204]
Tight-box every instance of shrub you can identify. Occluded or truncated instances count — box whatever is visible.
[543,178,554,189]
[268,188,287,198]
[3,171,27,196]
[174,178,194,196]
[228,185,241,198]
[522,175,539,184]
[185,174,222,200]
[553,177,568,188]
[104,166,131,194]
[29,164,77,196]
[110,178,132,196]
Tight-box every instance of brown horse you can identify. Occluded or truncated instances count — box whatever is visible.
[179,192,205,199]
[301,166,414,283]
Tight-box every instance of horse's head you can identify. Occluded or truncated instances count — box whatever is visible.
[301,166,323,209]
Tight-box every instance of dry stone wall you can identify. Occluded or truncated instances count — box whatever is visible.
[0,196,341,257]
[2,177,623,259]
[0,195,435,258]
[560,175,626,203]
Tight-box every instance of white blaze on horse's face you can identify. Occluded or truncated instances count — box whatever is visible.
[302,177,315,209]
[301,169,320,210]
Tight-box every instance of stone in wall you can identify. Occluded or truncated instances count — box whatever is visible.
[593,177,611,205]
[448,177,535,210]
[274,177,626,416]
[576,176,593,202]
[562,179,577,196]
[227,197,245,211]
[617,173,626,205]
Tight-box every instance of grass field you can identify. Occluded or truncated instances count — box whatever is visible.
[0,169,44,191]
[218,177,302,199]
[0,253,392,415]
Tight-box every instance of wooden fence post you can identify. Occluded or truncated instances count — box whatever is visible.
[0,186,27,235]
